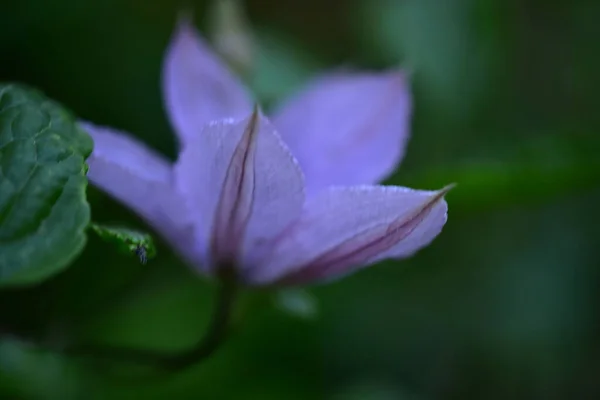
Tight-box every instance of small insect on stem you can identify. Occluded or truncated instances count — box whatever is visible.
[134,245,148,265]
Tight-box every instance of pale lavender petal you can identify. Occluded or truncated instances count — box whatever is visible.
[162,15,253,147]
[174,111,305,275]
[79,122,187,231]
[248,185,451,285]
[272,69,412,193]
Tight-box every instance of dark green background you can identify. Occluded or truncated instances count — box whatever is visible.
[1,0,600,398]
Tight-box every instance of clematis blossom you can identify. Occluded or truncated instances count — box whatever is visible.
[81,17,451,286]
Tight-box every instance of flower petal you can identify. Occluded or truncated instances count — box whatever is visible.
[249,185,451,285]
[79,122,187,230]
[162,15,253,148]
[174,111,305,275]
[273,69,412,193]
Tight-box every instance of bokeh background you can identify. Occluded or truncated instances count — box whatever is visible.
[1,0,600,398]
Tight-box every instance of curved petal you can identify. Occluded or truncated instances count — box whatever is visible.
[162,15,253,148]
[249,185,451,285]
[273,69,412,193]
[174,111,305,275]
[79,122,188,232]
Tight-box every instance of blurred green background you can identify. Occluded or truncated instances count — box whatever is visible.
[1,0,600,398]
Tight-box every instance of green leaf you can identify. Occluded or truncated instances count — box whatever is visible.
[90,223,156,264]
[0,83,92,287]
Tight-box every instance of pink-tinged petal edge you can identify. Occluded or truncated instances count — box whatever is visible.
[174,110,305,276]
[247,184,453,286]
[162,13,253,148]
[272,69,412,193]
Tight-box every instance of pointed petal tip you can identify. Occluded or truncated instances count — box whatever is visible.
[428,183,455,206]
[247,104,261,133]
[438,183,457,196]
[246,103,270,130]
[163,6,254,147]
[168,10,195,50]
[172,9,201,43]
[257,183,452,286]
[251,102,262,116]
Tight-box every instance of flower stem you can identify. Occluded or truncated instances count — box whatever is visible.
[59,276,237,370]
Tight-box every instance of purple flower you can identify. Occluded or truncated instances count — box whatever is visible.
[81,17,451,286]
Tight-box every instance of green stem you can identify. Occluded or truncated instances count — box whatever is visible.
[59,277,237,370]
